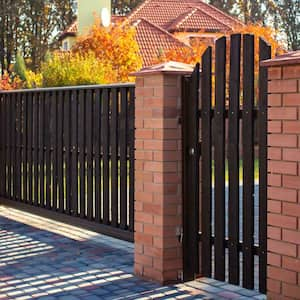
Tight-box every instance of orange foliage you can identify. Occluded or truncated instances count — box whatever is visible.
[0,71,23,90]
[154,24,284,67]
[234,23,285,57]
[73,19,142,82]
[153,39,207,65]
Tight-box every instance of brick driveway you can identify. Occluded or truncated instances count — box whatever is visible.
[0,206,265,300]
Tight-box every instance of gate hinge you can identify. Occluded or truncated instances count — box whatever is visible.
[176,226,183,243]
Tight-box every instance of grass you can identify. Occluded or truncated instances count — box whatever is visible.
[212,159,259,185]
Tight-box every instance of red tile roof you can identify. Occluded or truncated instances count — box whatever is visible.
[167,7,232,32]
[59,21,78,40]
[59,0,244,66]
[133,18,191,67]
[127,0,242,31]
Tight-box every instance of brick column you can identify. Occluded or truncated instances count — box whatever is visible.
[262,52,300,299]
[133,62,193,284]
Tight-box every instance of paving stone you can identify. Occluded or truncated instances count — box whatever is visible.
[0,207,266,300]
[217,291,241,299]
[221,284,243,292]
[237,289,260,297]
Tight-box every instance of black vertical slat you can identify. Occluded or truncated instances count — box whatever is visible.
[64,91,71,214]
[0,94,5,196]
[111,88,119,227]
[2,94,6,197]
[128,87,135,231]
[2,94,7,197]
[39,93,45,207]
[71,90,78,215]
[201,47,213,277]
[52,92,58,210]
[20,93,25,201]
[57,91,64,213]
[16,93,21,201]
[12,93,16,201]
[183,63,200,280]
[5,94,9,198]
[242,34,255,290]
[258,38,271,294]
[45,92,52,209]
[7,94,12,199]
[28,93,33,204]
[33,93,39,206]
[79,89,86,218]
[120,87,128,229]
[102,89,110,225]
[23,93,28,203]
[94,89,101,222]
[228,34,241,285]
[86,89,93,220]
[214,36,226,281]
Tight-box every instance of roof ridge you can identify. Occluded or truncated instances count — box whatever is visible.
[168,7,198,30]
[134,17,192,49]
[197,0,244,26]
[127,0,151,21]
[193,6,232,30]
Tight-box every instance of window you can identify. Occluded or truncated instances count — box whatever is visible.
[63,41,69,51]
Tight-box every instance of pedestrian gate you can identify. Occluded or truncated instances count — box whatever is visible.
[182,34,271,293]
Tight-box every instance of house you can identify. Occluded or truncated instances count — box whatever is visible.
[59,0,244,66]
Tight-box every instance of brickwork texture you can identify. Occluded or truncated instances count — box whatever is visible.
[267,60,300,299]
[134,68,187,284]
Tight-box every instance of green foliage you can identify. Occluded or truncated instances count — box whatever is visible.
[13,53,27,81]
[41,51,116,87]
[112,0,143,14]
[0,0,76,73]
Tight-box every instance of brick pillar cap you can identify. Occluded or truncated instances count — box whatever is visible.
[261,50,300,67]
[132,61,194,76]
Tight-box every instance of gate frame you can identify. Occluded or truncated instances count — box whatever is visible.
[182,34,271,293]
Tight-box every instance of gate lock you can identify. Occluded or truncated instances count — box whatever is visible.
[189,147,195,156]
[176,226,183,243]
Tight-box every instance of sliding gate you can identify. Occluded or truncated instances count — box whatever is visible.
[0,84,135,241]
[182,34,271,293]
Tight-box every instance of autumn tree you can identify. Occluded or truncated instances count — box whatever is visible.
[73,19,142,82]
[153,40,207,65]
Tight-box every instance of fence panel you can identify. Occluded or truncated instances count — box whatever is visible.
[0,84,135,241]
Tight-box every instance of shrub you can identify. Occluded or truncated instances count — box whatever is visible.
[25,70,43,88]
[0,71,23,90]
[41,51,116,87]
[13,53,27,81]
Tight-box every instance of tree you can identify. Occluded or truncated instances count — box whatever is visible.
[73,19,142,82]
[112,0,143,15]
[153,40,207,65]
[21,0,77,71]
[0,0,77,73]
[0,0,24,74]
[208,0,236,15]
[275,0,300,50]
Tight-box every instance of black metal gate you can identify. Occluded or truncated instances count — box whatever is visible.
[182,34,271,293]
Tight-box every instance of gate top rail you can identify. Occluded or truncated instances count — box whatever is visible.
[0,82,135,94]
